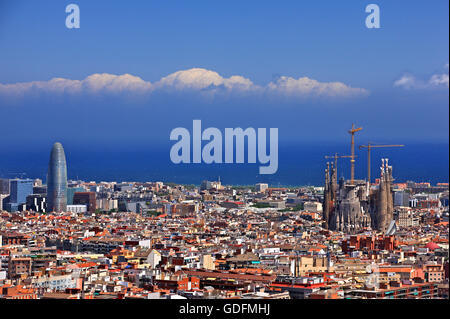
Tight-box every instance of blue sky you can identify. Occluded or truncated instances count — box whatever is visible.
[0,0,448,149]
[1,0,448,85]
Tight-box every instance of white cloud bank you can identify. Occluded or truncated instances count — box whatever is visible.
[394,64,449,89]
[0,68,368,101]
[0,73,152,97]
[154,68,256,92]
[267,76,368,98]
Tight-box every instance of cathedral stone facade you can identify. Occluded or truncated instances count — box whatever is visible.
[323,159,394,234]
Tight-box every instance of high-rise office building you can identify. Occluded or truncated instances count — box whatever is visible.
[47,142,68,213]
[5,179,33,212]
[0,178,9,195]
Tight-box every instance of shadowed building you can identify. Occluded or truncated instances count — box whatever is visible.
[67,187,85,205]
[0,178,10,195]
[73,192,96,214]
[47,142,68,213]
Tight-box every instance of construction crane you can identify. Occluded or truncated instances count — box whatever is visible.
[359,143,405,184]
[348,124,363,184]
[324,153,355,179]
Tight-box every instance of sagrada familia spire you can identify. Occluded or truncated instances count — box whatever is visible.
[323,162,337,230]
[375,158,394,232]
[322,158,394,234]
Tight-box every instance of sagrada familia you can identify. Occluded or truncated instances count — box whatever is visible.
[323,158,395,234]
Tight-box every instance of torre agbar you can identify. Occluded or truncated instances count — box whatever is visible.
[46,142,68,213]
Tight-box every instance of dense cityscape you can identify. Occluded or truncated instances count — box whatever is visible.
[0,3,447,316]
[0,141,448,300]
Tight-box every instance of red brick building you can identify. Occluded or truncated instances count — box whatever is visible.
[342,235,397,253]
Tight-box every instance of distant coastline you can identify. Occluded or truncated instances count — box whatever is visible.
[0,142,448,186]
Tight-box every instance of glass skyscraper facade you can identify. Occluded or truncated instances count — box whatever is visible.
[47,142,68,212]
[5,179,33,212]
[67,187,85,205]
